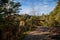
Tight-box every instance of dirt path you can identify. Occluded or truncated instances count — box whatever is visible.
[23,31,51,40]
[28,31,50,35]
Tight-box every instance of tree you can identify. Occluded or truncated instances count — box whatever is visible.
[0,0,21,15]
[50,0,60,17]
[39,14,47,26]
[49,0,60,26]
[26,16,39,31]
[0,0,21,40]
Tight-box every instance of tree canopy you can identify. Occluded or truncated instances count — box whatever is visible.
[0,0,21,15]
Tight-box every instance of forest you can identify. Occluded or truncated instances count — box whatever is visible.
[0,0,60,40]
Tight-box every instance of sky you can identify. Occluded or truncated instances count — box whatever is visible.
[14,0,58,15]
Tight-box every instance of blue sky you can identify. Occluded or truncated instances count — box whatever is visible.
[14,0,58,15]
